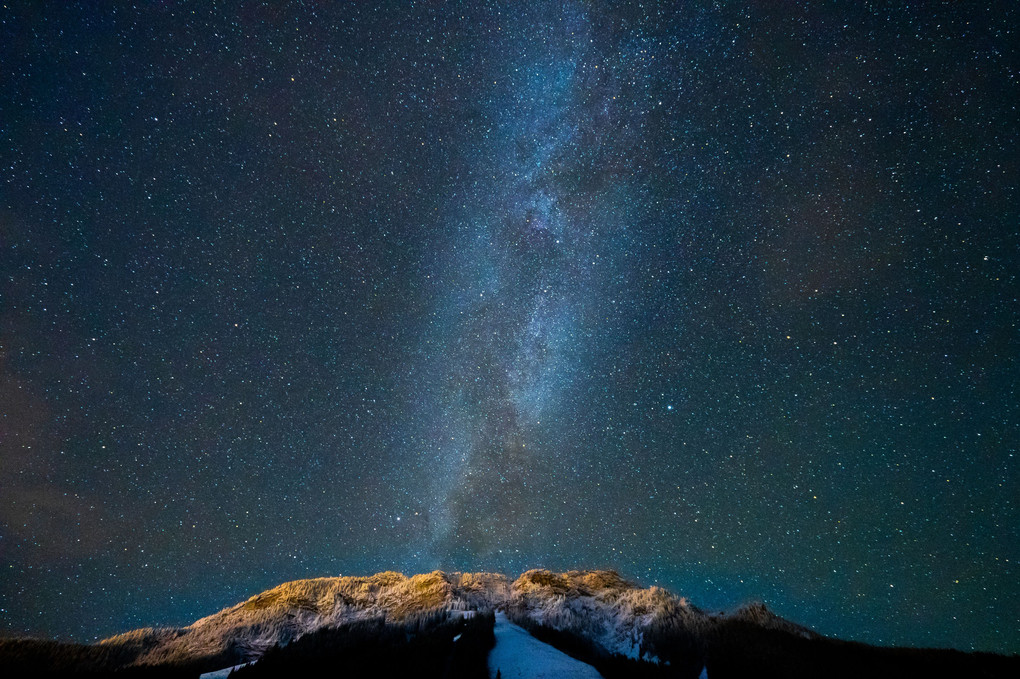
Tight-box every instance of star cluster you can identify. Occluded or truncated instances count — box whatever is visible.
[1,1,1016,653]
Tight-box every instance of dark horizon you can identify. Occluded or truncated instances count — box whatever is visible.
[1,1,1016,654]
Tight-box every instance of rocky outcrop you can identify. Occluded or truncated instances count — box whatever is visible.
[87,569,762,671]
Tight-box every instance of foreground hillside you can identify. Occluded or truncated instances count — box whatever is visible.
[0,569,1016,678]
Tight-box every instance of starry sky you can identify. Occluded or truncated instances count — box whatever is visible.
[1,0,1017,654]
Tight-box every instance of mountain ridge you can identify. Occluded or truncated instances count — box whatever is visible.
[1,568,1015,678]
[98,569,713,667]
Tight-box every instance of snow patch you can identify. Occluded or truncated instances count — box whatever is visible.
[489,611,602,679]
[199,664,248,678]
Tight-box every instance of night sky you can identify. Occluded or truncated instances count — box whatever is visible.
[1,1,1017,654]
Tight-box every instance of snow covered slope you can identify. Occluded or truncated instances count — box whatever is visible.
[488,611,602,679]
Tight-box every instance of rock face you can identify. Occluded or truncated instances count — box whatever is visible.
[508,569,705,662]
[95,569,716,669]
[6,570,1017,678]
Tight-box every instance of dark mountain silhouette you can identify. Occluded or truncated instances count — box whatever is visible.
[0,569,1015,678]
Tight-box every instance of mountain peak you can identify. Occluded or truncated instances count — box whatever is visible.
[5,569,1014,678]
[93,568,697,669]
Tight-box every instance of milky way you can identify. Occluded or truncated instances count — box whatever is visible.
[1,1,1016,653]
[415,5,625,557]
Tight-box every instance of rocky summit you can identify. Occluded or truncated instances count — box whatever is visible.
[1,569,1015,678]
